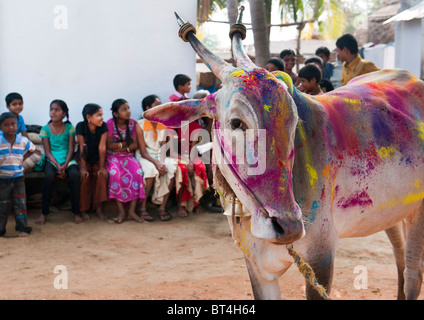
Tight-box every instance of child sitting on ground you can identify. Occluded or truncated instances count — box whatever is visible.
[0,112,36,237]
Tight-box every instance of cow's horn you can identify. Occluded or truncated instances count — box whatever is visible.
[174,12,232,81]
[229,6,256,69]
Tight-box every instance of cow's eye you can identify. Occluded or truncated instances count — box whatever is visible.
[230,118,243,130]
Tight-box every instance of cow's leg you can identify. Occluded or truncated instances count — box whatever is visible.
[304,246,334,300]
[385,223,406,300]
[244,257,282,300]
[404,201,424,300]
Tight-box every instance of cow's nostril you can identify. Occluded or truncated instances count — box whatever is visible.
[271,217,285,236]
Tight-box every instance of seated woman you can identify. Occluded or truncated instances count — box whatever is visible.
[135,95,177,221]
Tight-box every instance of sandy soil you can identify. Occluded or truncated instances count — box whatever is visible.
[0,203,423,301]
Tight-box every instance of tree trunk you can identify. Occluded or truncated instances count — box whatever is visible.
[249,0,270,67]
[226,0,239,25]
[296,22,306,73]
[264,0,272,43]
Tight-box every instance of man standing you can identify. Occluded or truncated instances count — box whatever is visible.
[336,34,379,86]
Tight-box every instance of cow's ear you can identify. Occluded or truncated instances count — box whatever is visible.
[143,93,217,128]
[271,71,294,95]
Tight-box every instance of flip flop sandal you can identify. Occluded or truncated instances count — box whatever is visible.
[140,208,154,221]
[159,209,172,221]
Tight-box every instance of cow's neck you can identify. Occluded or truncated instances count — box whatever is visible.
[291,89,328,209]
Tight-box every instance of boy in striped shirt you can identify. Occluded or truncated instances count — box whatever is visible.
[0,112,36,237]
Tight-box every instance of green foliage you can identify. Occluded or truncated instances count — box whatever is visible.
[317,0,346,39]
[277,0,347,39]
[198,0,382,40]
[279,0,305,23]
[197,0,244,20]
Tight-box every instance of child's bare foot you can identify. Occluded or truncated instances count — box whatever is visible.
[18,232,30,237]
[177,206,188,218]
[73,214,84,224]
[81,212,90,221]
[113,213,126,224]
[96,208,107,221]
[194,205,204,215]
[35,214,47,225]
[127,211,144,223]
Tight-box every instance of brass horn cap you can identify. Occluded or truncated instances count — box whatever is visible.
[178,22,196,42]
[229,23,247,40]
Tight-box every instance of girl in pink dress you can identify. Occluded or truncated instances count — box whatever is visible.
[106,99,145,223]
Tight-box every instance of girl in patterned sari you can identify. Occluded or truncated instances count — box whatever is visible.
[106,99,145,223]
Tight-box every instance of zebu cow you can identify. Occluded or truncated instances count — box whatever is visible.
[144,11,424,299]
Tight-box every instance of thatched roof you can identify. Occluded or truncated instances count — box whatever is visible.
[355,1,400,45]
[372,1,402,20]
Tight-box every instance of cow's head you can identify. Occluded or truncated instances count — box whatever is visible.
[143,9,304,245]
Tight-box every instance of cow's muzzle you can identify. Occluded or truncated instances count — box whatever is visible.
[250,208,305,245]
[269,216,305,245]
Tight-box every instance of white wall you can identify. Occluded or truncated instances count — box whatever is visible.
[0,0,196,125]
[395,18,423,78]
[421,17,424,78]
[364,44,386,69]
[363,43,395,70]
[383,44,396,69]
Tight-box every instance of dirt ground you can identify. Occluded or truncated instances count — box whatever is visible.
[0,203,423,301]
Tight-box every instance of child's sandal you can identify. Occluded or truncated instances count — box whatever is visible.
[158,208,172,221]
[140,208,154,221]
